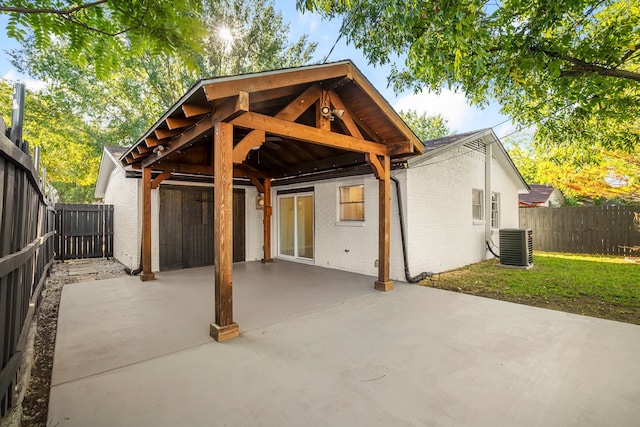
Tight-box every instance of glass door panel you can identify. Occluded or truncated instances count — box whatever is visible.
[279,197,295,256]
[278,194,314,261]
[296,196,314,259]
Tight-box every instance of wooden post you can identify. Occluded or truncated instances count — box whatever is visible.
[374,155,393,291]
[210,121,239,342]
[140,167,155,281]
[263,178,273,262]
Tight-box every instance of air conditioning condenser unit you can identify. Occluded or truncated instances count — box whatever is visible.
[499,228,533,269]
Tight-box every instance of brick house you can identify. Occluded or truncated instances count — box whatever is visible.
[96,128,528,279]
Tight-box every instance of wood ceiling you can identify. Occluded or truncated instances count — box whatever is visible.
[120,61,423,182]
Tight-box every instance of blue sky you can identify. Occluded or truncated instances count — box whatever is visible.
[0,4,516,137]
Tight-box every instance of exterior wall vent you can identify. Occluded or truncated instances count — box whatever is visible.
[499,228,533,269]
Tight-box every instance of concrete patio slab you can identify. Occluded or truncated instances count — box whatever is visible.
[48,261,640,427]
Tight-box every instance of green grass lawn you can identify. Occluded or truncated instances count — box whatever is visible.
[420,252,640,324]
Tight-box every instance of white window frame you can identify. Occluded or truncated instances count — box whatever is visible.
[472,189,484,221]
[491,192,500,229]
[337,184,365,224]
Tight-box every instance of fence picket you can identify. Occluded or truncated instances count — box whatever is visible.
[519,206,640,256]
[54,204,114,260]
[0,130,54,416]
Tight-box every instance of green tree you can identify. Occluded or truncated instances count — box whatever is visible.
[505,133,640,203]
[0,79,101,202]
[299,0,640,152]
[398,110,451,141]
[4,0,317,202]
[13,0,317,146]
[1,0,205,77]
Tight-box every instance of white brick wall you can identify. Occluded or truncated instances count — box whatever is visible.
[404,147,487,274]
[403,146,523,274]
[104,167,140,270]
[270,176,404,281]
[244,185,265,262]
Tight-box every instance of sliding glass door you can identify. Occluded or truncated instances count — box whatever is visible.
[278,193,314,261]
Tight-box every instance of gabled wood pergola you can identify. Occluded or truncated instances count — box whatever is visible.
[121,61,423,342]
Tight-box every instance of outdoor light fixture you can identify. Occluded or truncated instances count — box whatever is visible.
[320,105,331,117]
[332,109,345,120]
[320,106,345,121]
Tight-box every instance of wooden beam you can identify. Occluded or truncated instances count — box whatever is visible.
[317,89,331,131]
[231,112,388,156]
[277,83,322,121]
[147,94,249,168]
[140,167,155,281]
[276,152,364,177]
[232,84,321,164]
[151,170,172,189]
[218,91,249,121]
[374,155,393,291]
[131,150,147,159]
[210,121,239,342]
[249,176,264,193]
[137,145,153,154]
[388,140,415,156]
[233,163,269,179]
[248,85,306,106]
[182,103,212,118]
[366,153,384,179]
[165,117,198,130]
[202,62,352,101]
[263,177,273,262]
[328,90,363,139]
[350,72,423,154]
[143,116,214,168]
[155,127,182,140]
[232,130,265,164]
[351,115,383,144]
[153,162,213,175]
[145,136,162,147]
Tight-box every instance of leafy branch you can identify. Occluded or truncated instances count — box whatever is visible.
[532,46,640,83]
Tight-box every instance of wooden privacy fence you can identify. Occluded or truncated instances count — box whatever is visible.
[519,206,640,256]
[0,122,55,416]
[54,204,114,260]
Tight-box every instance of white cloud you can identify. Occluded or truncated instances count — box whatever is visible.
[393,88,476,131]
[2,69,47,91]
[296,11,321,33]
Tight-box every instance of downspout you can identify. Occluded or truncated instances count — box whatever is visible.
[484,139,494,258]
[390,175,432,283]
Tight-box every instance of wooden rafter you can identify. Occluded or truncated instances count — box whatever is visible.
[202,63,352,101]
[277,152,364,177]
[165,117,198,130]
[152,162,213,175]
[328,90,363,139]
[142,93,249,169]
[231,112,388,156]
[232,84,322,164]
[155,127,182,140]
[234,163,270,179]
[137,145,153,154]
[145,136,162,147]
[182,103,212,118]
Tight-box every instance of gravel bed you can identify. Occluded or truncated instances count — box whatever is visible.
[0,259,128,427]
